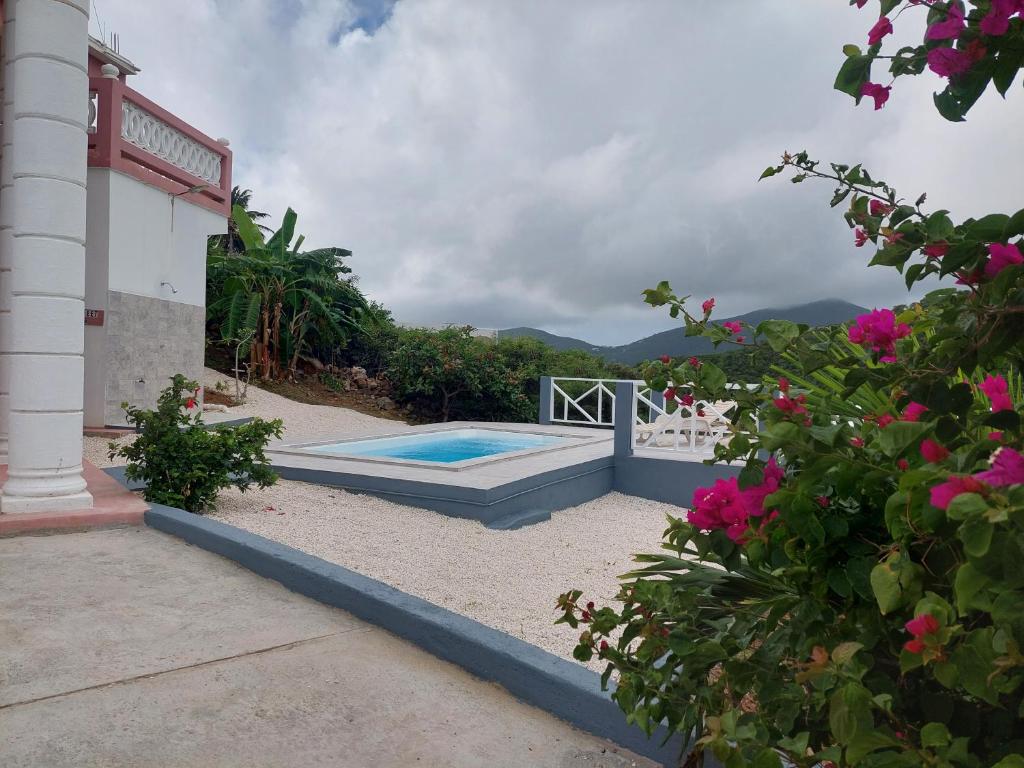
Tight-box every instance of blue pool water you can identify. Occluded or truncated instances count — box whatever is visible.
[308,428,570,463]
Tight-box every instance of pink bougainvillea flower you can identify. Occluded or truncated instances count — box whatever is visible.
[974,447,1024,487]
[850,437,865,448]
[869,199,893,216]
[659,354,671,364]
[875,413,895,428]
[848,309,912,360]
[774,392,808,416]
[906,613,940,638]
[903,613,943,654]
[923,241,949,259]
[736,336,745,343]
[855,0,868,7]
[927,46,973,77]
[984,242,1023,277]
[930,475,986,510]
[680,393,695,407]
[854,228,869,247]
[980,0,1024,35]
[926,3,966,40]
[885,232,905,246]
[902,402,929,422]
[664,387,676,401]
[897,458,910,471]
[956,267,985,286]
[979,374,1013,412]
[688,356,701,368]
[185,398,197,409]
[920,439,951,463]
[989,431,1004,442]
[740,457,785,519]
[688,478,749,541]
[722,321,742,334]
[778,377,790,393]
[861,81,892,110]
[702,298,715,315]
[868,16,894,44]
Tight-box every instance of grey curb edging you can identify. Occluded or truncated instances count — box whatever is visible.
[143,504,688,766]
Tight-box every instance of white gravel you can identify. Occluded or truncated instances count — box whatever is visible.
[211,482,678,668]
[87,367,685,667]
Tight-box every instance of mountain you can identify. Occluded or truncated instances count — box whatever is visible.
[498,299,868,365]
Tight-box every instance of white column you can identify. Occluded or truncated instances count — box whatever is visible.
[0,0,92,513]
[0,9,14,461]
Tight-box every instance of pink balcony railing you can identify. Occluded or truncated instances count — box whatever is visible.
[87,76,232,217]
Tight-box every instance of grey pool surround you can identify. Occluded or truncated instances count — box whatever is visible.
[144,503,697,767]
[268,423,617,530]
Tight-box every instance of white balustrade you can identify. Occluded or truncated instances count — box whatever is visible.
[120,99,222,185]
[88,91,97,134]
[548,377,652,427]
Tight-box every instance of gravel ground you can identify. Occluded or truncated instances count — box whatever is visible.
[211,482,677,668]
[87,367,684,667]
[85,368,403,469]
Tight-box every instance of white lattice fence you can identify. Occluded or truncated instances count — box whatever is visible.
[121,99,222,185]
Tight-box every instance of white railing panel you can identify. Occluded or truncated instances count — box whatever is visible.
[121,99,222,185]
[549,377,636,427]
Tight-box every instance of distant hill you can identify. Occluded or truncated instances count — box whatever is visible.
[498,299,868,365]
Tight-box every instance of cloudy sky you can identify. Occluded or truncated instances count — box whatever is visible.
[91,0,1024,344]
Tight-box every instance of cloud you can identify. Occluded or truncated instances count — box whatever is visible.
[93,0,1024,344]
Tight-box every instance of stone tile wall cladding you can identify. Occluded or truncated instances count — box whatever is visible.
[104,291,205,427]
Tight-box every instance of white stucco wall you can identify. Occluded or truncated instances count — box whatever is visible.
[83,168,226,426]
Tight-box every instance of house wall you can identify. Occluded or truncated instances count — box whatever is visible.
[84,168,225,427]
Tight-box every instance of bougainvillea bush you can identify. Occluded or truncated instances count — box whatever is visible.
[558,3,1024,766]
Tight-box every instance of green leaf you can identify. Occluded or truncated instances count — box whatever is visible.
[875,422,930,458]
[700,362,727,394]
[959,517,994,557]
[926,211,955,241]
[954,562,991,613]
[1005,207,1024,239]
[829,683,873,744]
[757,320,802,352]
[871,554,923,615]
[231,205,265,251]
[920,722,951,748]
[831,641,863,665]
[842,44,862,58]
[946,492,988,521]
[966,213,1010,241]
[834,55,872,100]
[759,166,779,180]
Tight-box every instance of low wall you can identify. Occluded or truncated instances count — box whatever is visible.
[615,453,740,507]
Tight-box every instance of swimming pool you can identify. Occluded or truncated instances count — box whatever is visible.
[306,428,572,464]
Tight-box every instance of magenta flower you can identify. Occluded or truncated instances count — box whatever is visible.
[869,199,893,216]
[980,0,1024,36]
[850,437,865,448]
[868,16,894,44]
[985,242,1023,277]
[861,82,892,110]
[974,448,1024,486]
[688,478,749,541]
[739,457,784,519]
[902,402,929,422]
[920,439,950,463]
[927,47,973,78]
[979,374,1013,412]
[855,0,868,7]
[923,241,949,259]
[927,3,966,40]
[854,228,869,247]
[702,298,715,315]
[930,475,986,510]
[688,356,701,368]
[722,321,742,335]
[904,613,941,654]
[848,309,912,361]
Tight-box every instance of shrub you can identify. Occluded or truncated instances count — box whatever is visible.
[110,375,283,513]
[558,6,1024,767]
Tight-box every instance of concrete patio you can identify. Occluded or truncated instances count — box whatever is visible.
[0,526,654,768]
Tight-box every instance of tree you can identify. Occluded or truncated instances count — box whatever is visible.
[207,206,367,380]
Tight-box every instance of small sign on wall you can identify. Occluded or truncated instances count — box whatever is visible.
[85,309,104,326]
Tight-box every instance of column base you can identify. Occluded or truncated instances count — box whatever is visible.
[0,489,93,514]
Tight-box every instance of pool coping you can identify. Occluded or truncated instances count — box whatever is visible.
[143,503,692,766]
[274,424,607,472]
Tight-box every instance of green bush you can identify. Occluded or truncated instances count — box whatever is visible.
[110,375,283,513]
